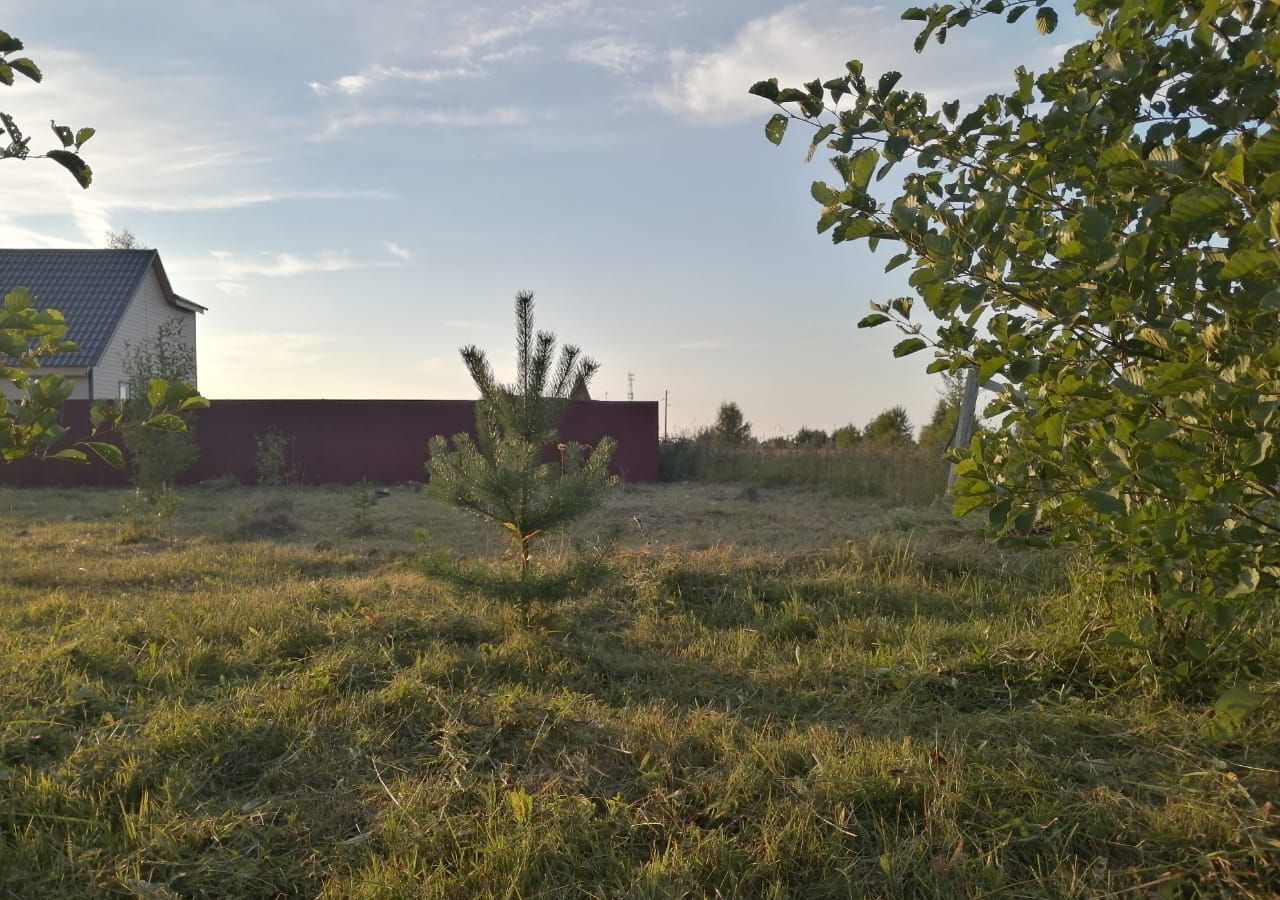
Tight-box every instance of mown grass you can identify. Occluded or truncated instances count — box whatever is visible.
[1,483,1277,898]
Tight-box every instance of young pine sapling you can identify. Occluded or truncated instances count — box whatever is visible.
[426,291,616,600]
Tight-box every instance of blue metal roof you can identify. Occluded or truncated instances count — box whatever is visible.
[0,249,162,367]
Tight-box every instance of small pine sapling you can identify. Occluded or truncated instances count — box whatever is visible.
[427,291,616,601]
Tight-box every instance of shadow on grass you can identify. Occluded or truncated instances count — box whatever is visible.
[414,545,617,612]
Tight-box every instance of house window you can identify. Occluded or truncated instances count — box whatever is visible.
[118,382,131,401]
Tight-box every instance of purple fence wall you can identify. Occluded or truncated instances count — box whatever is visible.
[0,399,659,487]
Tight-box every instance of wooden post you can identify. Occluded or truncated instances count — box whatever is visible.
[947,367,980,492]
[663,390,669,442]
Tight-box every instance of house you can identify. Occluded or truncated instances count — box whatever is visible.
[0,249,205,401]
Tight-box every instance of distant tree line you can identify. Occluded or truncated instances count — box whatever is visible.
[699,372,967,452]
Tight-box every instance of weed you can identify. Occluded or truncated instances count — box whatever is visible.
[347,480,379,537]
[228,495,298,539]
[118,485,181,544]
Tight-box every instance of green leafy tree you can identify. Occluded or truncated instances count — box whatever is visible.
[712,401,752,443]
[756,0,1280,676]
[427,291,616,596]
[793,426,829,447]
[864,405,915,446]
[831,423,861,448]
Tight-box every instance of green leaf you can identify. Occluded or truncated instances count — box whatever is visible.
[836,218,879,241]
[45,150,92,189]
[1224,567,1260,599]
[1043,412,1065,447]
[764,113,788,146]
[901,7,928,21]
[178,396,210,412]
[1222,150,1245,185]
[84,441,125,469]
[4,286,35,312]
[8,57,41,82]
[1204,686,1265,740]
[1085,490,1125,515]
[147,379,169,408]
[1220,248,1279,280]
[858,313,891,328]
[52,448,88,464]
[877,71,903,98]
[1035,8,1058,34]
[885,252,911,272]
[807,124,835,162]
[748,79,780,101]
[1135,419,1179,442]
[953,492,990,517]
[892,338,927,358]
[850,148,880,191]
[1080,207,1112,244]
[1249,128,1280,168]
[74,127,95,149]
[146,414,187,433]
[811,181,839,205]
[977,355,1007,382]
[51,122,74,148]
[1168,187,1234,228]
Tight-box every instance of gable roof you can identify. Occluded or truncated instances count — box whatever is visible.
[0,249,204,368]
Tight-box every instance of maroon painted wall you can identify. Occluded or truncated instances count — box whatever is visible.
[0,399,658,487]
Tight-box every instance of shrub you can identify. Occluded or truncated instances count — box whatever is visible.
[120,320,200,489]
[254,428,290,487]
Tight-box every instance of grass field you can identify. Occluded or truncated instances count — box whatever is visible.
[1,483,1277,898]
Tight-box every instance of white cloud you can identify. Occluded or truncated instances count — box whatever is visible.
[308,64,477,96]
[385,241,412,262]
[170,247,409,290]
[441,0,590,61]
[318,106,528,139]
[654,3,1040,124]
[569,37,651,74]
[0,48,388,248]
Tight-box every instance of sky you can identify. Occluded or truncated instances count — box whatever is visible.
[1,1,1092,437]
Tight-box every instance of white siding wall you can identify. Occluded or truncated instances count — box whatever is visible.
[94,267,197,400]
[0,368,90,401]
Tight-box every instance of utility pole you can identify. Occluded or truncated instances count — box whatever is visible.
[663,390,669,441]
[627,372,635,402]
[947,367,980,492]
